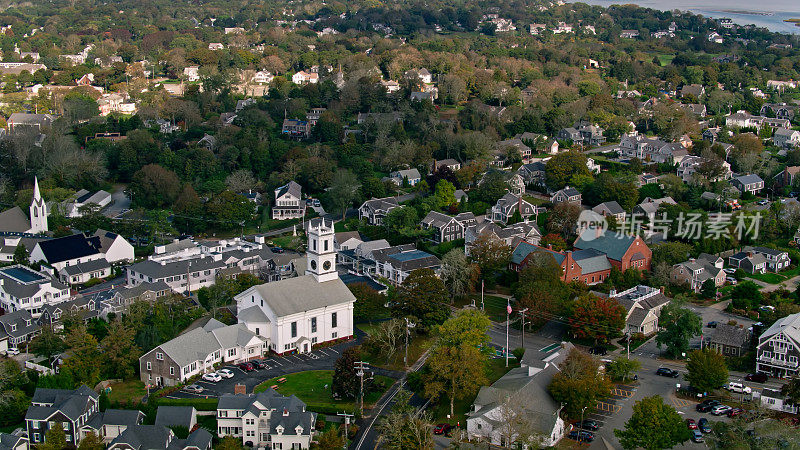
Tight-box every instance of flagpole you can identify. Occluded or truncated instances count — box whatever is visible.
[506,300,510,368]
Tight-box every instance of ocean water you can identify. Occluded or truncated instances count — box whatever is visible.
[573,0,800,34]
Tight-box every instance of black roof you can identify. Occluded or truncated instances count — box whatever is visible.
[37,234,102,264]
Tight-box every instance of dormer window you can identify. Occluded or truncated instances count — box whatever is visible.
[276,425,284,435]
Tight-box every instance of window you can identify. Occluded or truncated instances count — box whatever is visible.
[324,239,329,251]
[245,418,255,425]
[291,321,297,338]
[156,352,163,360]
[170,367,175,375]
[332,332,338,339]
[146,362,152,370]
[311,317,317,333]
[332,312,338,328]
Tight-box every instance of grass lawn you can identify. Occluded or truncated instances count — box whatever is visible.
[196,415,217,433]
[454,294,512,322]
[428,358,520,425]
[253,370,394,414]
[657,54,675,66]
[0,422,24,434]
[357,323,434,371]
[107,380,147,405]
[746,272,787,284]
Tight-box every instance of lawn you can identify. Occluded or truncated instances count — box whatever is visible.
[107,380,147,405]
[357,323,434,371]
[454,294,512,322]
[428,358,520,425]
[746,272,788,284]
[253,370,394,414]
[657,54,675,66]
[196,415,217,433]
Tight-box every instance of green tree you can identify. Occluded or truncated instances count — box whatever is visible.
[569,294,627,343]
[433,180,456,209]
[435,309,491,350]
[731,281,762,310]
[38,422,67,450]
[781,376,800,405]
[545,151,590,189]
[205,191,254,230]
[614,396,689,450]
[383,206,420,238]
[377,390,434,449]
[392,268,450,327]
[606,357,642,382]
[129,164,181,208]
[100,321,141,379]
[701,279,717,299]
[424,344,488,418]
[686,348,728,394]
[12,244,28,265]
[28,325,66,360]
[328,169,361,220]
[548,348,612,418]
[315,428,345,449]
[655,301,701,359]
[349,283,387,322]
[439,249,474,299]
[332,346,363,400]
[77,431,105,450]
[468,233,511,276]
[60,325,102,386]
[216,436,245,450]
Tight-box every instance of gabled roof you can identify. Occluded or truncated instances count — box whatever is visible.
[155,406,195,430]
[732,173,764,185]
[275,181,302,199]
[0,207,31,233]
[36,233,103,264]
[574,227,640,262]
[421,211,456,228]
[706,323,750,348]
[249,275,356,317]
[760,312,800,344]
[593,201,624,215]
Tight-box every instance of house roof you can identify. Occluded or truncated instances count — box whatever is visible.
[250,275,356,317]
[593,201,624,215]
[36,233,103,264]
[391,168,421,180]
[732,174,764,185]
[155,406,195,430]
[0,207,31,233]
[109,425,172,449]
[706,323,750,348]
[102,409,144,427]
[26,386,97,422]
[574,227,640,262]
[275,181,302,199]
[572,249,612,274]
[760,312,800,343]
[360,197,399,213]
[61,258,111,276]
[128,257,226,279]
[421,211,455,228]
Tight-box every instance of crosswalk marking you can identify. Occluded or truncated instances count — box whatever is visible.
[671,398,693,409]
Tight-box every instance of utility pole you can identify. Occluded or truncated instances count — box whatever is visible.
[404,318,416,368]
[627,331,630,360]
[505,300,511,367]
[336,412,353,446]
[354,361,370,416]
[519,308,528,350]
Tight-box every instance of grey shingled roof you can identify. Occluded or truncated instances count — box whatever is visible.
[0,207,31,233]
[61,258,111,276]
[594,201,624,215]
[109,424,172,449]
[574,227,640,262]
[152,327,223,368]
[249,275,356,317]
[732,173,764,185]
[275,181,302,200]
[706,323,750,348]
[103,409,144,427]
[760,312,800,343]
[128,257,226,279]
[155,406,195,429]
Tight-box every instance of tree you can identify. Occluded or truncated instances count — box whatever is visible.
[782,376,800,405]
[701,279,717,299]
[569,294,627,343]
[606,357,641,382]
[545,151,590,189]
[332,346,363,400]
[29,325,65,360]
[100,321,141,379]
[77,431,105,450]
[515,253,569,325]
[433,180,456,209]
[315,428,345,449]
[60,325,102,386]
[328,169,361,220]
[225,169,257,193]
[38,422,67,450]
[731,281,762,310]
[439,249,474,299]
[546,202,581,238]
[365,319,405,364]
[424,344,488,418]
[216,436,245,450]
[548,348,612,418]
[349,283,386,322]
[12,244,28,265]
[129,164,181,208]
[491,388,544,448]
[377,390,434,449]
[392,268,450,327]
[706,411,800,449]
[435,309,491,350]
[469,233,511,276]
[686,348,728,394]
[614,396,689,450]
[655,301,702,359]
[205,191,254,230]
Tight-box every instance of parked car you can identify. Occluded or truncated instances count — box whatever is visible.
[698,418,711,433]
[433,424,451,435]
[588,346,607,356]
[727,407,744,418]
[726,382,752,394]
[218,368,234,378]
[5,347,19,356]
[723,268,736,275]
[760,305,776,312]
[270,247,284,254]
[711,405,732,416]
[707,321,718,328]
[202,372,222,382]
[757,199,770,206]
[687,419,697,430]
[568,430,594,442]
[185,384,204,393]
[728,278,738,285]
[238,362,254,372]
[251,360,268,369]
[578,420,599,431]
[692,429,705,443]
[656,367,680,378]
[745,373,768,383]
[696,400,721,412]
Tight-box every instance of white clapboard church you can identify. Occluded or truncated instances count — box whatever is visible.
[234,218,355,355]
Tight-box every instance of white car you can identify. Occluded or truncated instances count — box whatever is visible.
[202,372,222,383]
[711,405,732,416]
[218,368,234,378]
[5,347,19,356]
[726,382,752,394]
[723,268,736,275]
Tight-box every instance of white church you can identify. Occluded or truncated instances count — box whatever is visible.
[0,177,48,235]
[234,218,355,355]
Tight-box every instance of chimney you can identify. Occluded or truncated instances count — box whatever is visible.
[660,286,665,294]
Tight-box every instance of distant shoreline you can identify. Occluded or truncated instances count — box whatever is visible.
[717,9,773,16]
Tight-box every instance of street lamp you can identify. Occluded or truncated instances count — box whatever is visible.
[579,406,588,441]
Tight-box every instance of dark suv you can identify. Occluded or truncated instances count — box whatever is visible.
[696,399,721,413]
[656,367,680,378]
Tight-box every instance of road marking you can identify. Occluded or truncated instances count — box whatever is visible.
[611,388,634,398]
[671,398,693,409]
[272,359,284,367]
[596,401,621,414]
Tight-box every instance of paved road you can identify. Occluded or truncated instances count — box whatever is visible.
[104,185,130,218]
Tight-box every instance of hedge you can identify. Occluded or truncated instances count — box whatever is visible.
[156,397,219,411]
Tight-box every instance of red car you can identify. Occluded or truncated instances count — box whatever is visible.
[433,424,451,435]
[686,419,697,430]
[745,373,768,383]
[238,362,254,372]
[727,408,744,418]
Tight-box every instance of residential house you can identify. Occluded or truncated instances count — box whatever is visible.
[496,138,532,163]
[755,312,800,377]
[272,181,304,220]
[679,84,706,99]
[183,66,200,82]
[107,281,171,315]
[108,425,211,450]
[529,23,546,35]
[767,80,798,91]
[680,103,707,118]
[380,79,400,93]
[61,190,112,218]
[305,108,326,126]
[517,162,547,186]
[25,385,99,446]
[410,91,436,102]
[420,212,476,243]
[208,43,224,50]
[0,309,40,348]
[281,119,311,139]
[253,70,273,84]
[0,265,71,317]
[155,406,196,431]
[730,174,765,195]
[676,156,732,182]
[552,22,573,33]
[728,251,767,274]
[550,186,581,205]
[0,432,27,450]
[633,196,677,221]
[704,323,751,357]
[511,242,612,285]
[7,113,54,134]
[609,285,671,335]
[139,319,264,387]
[708,32,724,43]
[774,129,800,149]
[358,197,400,226]
[466,343,572,447]
[356,112,403,125]
[592,201,626,224]
[774,166,800,189]
[557,123,605,147]
[388,168,421,186]
[404,68,433,85]
[671,256,726,293]
[751,247,791,272]
[489,193,538,225]
[760,103,797,121]
[334,232,363,252]
[465,221,541,256]
[619,30,640,39]
[235,219,355,355]
[618,135,687,164]
[431,159,462,173]
[292,71,319,85]
[573,227,652,271]
[760,389,798,414]
[81,408,144,443]
[38,296,101,330]
[371,244,441,285]
[216,390,316,448]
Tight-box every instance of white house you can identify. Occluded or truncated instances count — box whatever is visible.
[235,219,355,355]
[183,66,200,82]
[292,71,319,85]
[388,168,421,186]
[272,181,305,220]
[217,390,316,448]
[62,190,112,218]
[253,71,273,84]
[0,265,71,317]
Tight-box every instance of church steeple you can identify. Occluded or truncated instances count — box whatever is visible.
[29,176,48,234]
[306,218,337,283]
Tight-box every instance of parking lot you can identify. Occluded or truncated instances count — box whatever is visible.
[167,342,358,399]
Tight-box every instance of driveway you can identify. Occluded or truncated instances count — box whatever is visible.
[104,185,131,218]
